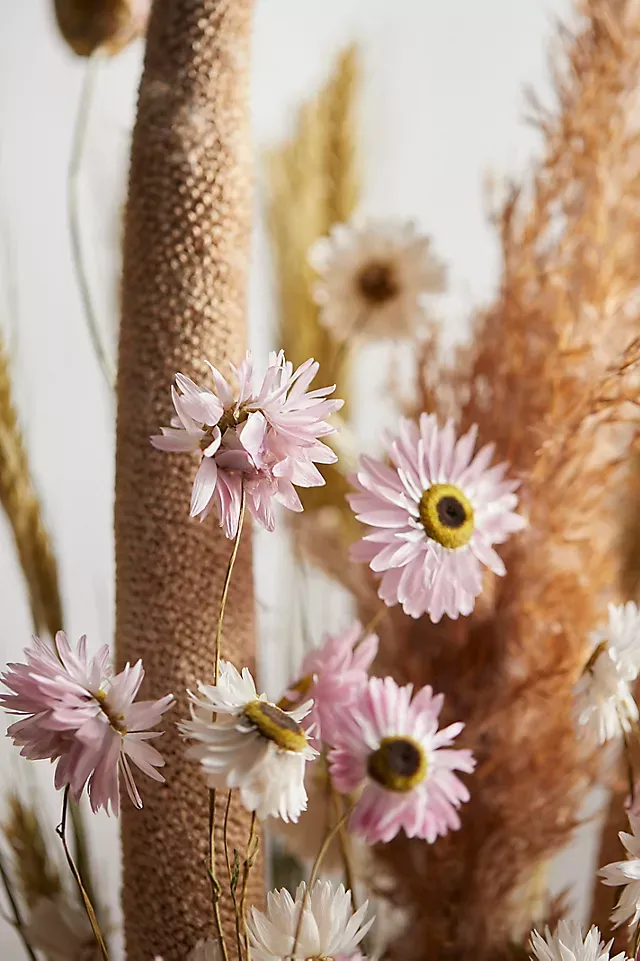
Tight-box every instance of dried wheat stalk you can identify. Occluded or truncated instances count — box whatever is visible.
[0,333,63,638]
[298,2,640,957]
[2,795,61,910]
[266,45,359,511]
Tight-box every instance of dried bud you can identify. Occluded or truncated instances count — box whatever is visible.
[53,0,150,57]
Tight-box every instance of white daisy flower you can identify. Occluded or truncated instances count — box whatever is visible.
[247,880,373,961]
[178,661,318,822]
[530,921,628,961]
[309,217,445,342]
[600,812,640,928]
[574,604,640,745]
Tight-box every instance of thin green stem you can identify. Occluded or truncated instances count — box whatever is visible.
[208,488,247,959]
[213,487,247,685]
[68,49,115,391]
[291,807,352,957]
[56,788,109,961]
[0,848,38,961]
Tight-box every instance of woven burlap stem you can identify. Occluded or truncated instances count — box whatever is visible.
[115,1,259,959]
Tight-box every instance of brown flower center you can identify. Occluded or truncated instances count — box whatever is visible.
[367,736,427,792]
[418,483,474,550]
[95,689,127,734]
[356,261,399,305]
[244,700,308,752]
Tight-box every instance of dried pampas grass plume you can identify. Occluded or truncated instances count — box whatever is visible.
[298,2,640,958]
[0,333,63,638]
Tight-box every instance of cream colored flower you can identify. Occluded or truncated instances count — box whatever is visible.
[600,812,640,928]
[574,604,640,745]
[179,661,318,822]
[247,881,373,961]
[530,921,627,961]
[309,217,445,342]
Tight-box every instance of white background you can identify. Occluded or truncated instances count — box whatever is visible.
[0,1,602,959]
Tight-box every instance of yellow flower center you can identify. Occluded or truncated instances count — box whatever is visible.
[244,700,308,753]
[95,689,127,734]
[277,673,314,713]
[367,736,427,792]
[356,260,399,305]
[418,483,474,550]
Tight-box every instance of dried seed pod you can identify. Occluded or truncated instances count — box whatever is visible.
[53,0,149,57]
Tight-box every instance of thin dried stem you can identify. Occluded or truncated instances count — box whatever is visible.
[208,488,247,960]
[68,48,115,391]
[0,849,38,961]
[56,787,109,961]
[292,807,352,956]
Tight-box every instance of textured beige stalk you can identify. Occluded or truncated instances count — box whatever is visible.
[115,2,258,959]
[0,334,63,638]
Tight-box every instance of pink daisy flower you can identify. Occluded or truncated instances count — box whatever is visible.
[1,632,173,815]
[282,621,379,747]
[328,676,475,844]
[152,350,343,538]
[348,415,526,622]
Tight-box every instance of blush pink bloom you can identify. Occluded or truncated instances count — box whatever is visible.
[151,350,343,538]
[348,415,526,622]
[1,632,173,815]
[328,676,475,844]
[283,621,379,747]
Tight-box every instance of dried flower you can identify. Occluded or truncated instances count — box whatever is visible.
[152,351,343,537]
[574,603,640,744]
[309,217,445,342]
[574,646,639,745]
[328,676,475,844]
[348,415,525,622]
[25,895,100,961]
[281,620,378,746]
[529,922,628,961]
[179,661,318,822]
[54,0,150,57]
[592,603,640,683]
[247,880,373,961]
[1,632,173,814]
[599,813,640,928]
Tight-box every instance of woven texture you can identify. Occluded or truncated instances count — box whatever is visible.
[115,1,258,958]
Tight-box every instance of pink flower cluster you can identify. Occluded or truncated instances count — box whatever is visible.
[283,621,379,747]
[283,622,474,845]
[1,632,173,815]
[152,350,343,538]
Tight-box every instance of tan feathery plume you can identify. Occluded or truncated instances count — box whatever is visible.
[3,795,61,910]
[266,45,359,512]
[298,2,640,957]
[0,333,63,638]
